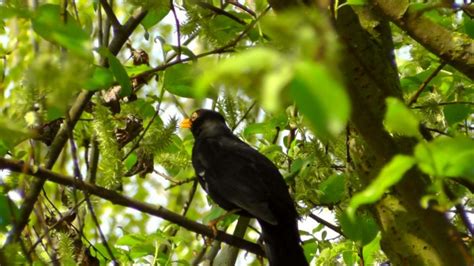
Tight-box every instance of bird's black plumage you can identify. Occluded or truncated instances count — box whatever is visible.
[182,109,308,266]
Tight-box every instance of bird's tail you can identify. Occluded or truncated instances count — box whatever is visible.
[260,220,308,266]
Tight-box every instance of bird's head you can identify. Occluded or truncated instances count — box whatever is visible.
[180,109,230,138]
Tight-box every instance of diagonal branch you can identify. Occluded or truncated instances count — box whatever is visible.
[370,0,474,80]
[408,62,446,106]
[5,8,148,246]
[0,157,266,257]
[99,0,122,31]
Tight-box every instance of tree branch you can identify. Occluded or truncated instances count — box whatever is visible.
[308,213,343,236]
[5,8,149,246]
[0,157,266,257]
[99,0,122,31]
[370,0,474,80]
[408,62,446,106]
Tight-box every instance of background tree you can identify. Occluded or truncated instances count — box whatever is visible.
[0,0,473,265]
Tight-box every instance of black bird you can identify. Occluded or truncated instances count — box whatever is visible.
[181,109,308,266]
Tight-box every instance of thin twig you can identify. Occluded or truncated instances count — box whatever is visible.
[31,225,54,265]
[444,183,474,236]
[122,86,166,160]
[27,202,84,256]
[308,213,344,236]
[227,1,257,17]
[65,114,118,265]
[0,157,266,257]
[5,8,148,246]
[133,5,271,81]
[170,0,182,60]
[166,177,198,190]
[232,101,257,131]
[412,101,474,109]
[197,1,246,25]
[408,62,447,106]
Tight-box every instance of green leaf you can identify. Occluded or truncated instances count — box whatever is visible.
[84,66,115,91]
[32,4,92,59]
[262,65,293,112]
[0,194,19,232]
[124,153,138,172]
[347,0,367,5]
[289,61,350,138]
[203,206,226,224]
[116,234,147,247]
[164,63,195,98]
[0,6,31,19]
[125,64,153,77]
[384,97,420,138]
[0,140,8,157]
[243,112,287,140]
[414,136,474,180]
[207,14,245,44]
[443,104,472,126]
[194,48,281,98]
[141,8,170,30]
[347,155,416,219]
[463,14,474,38]
[363,232,381,265]
[342,250,358,266]
[339,212,378,245]
[318,174,345,204]
[303,241,317,262]
[0,117,32,150]
[101,48,133,97]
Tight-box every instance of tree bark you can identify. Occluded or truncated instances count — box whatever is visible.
[335,5,471,265]
[269,1,472,265]
[370,0,474,80]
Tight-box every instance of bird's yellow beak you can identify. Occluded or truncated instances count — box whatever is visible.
[180,118,192,129]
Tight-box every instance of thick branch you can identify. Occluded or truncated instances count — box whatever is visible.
[0,157,265,257]
[99,0,122,31]
[371,0,474,80]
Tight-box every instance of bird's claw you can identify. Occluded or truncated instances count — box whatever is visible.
[208,219,219,238]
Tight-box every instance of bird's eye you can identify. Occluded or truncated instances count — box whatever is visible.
[191,112,198,121]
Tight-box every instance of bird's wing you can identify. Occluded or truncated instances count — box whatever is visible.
[193,136,281,225]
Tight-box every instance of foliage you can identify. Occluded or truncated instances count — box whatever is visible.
[0,0,472,265]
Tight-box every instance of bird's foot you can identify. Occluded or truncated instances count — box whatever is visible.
[207,219,219,238]
[206,208,241,239]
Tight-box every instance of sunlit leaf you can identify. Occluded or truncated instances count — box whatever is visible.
[289,61,350,138]
[347,0,367,5]
[0,117,32,150]
[363,232,381,265]
[347,155,416,219]
[339,212,378,245]
[0,194,19,232]
[32,4,92,59]
[116,234,147,247]
[303,241,317,262]
[319,174,345,204]
[125,64,153,77]
[164,63,195,98]
[0,6,31,19]
[342,249,357,266]
[262,65,293,112]
[141,8,170,30]
[384,97,420,138]
[415,136,474,180]
[243,112,287,140]
[84,66,115,91]
[101,48,133,97]
[443,104,472,126]
[194,47,281,98]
